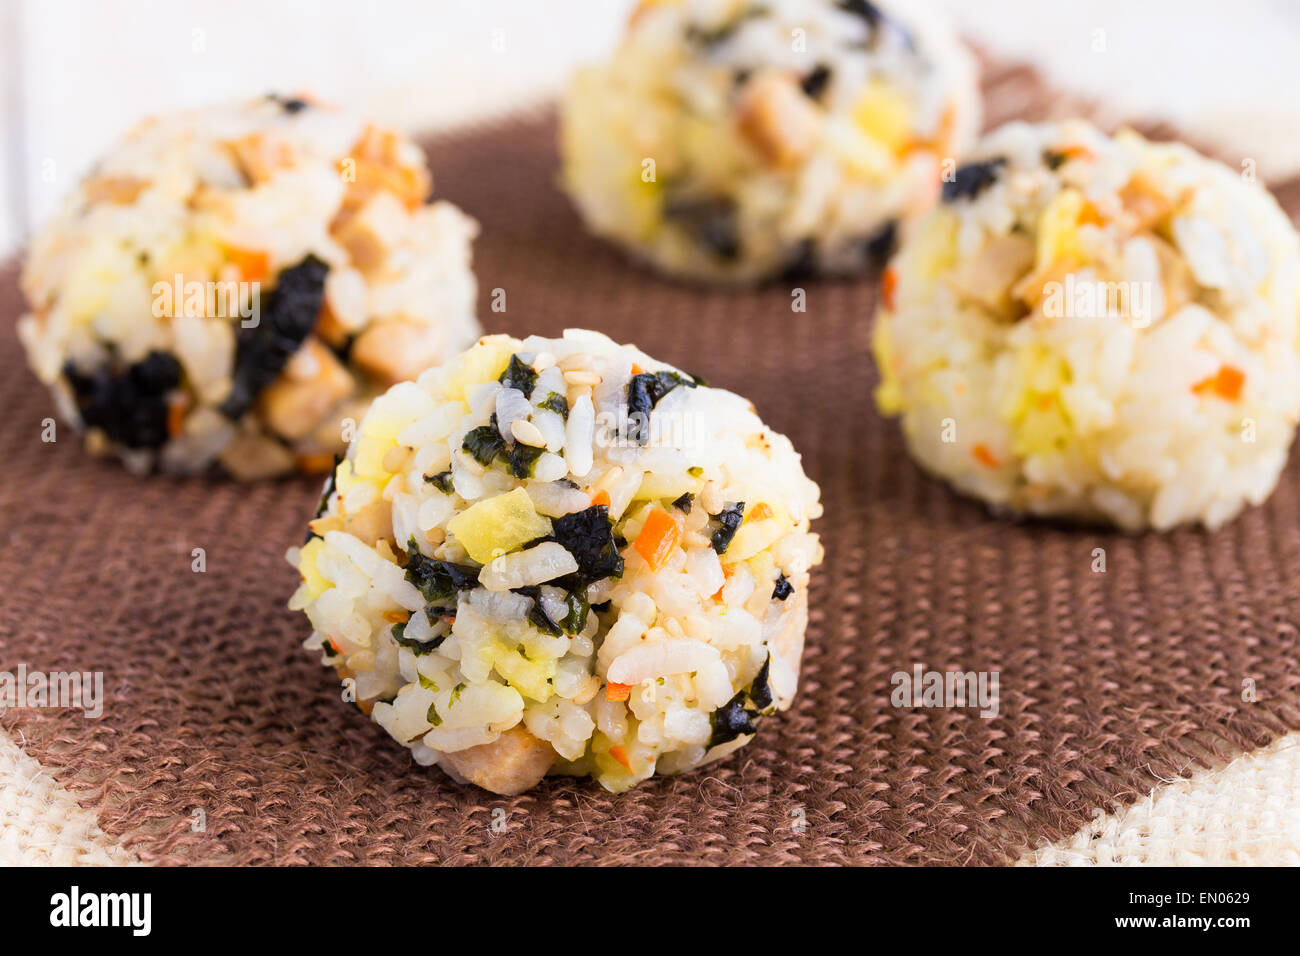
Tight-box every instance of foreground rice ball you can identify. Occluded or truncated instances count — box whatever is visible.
[873,120,1300,530]
[288,330,823,794]
[19,95,480,479]
[561,0,979,283]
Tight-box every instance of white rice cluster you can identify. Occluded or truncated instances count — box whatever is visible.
[873,120,1300,530]
[19,95,480,479]
[288,330,823,794]
[560,0,979,283]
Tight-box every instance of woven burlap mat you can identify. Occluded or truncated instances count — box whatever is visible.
[2,61,1298,865]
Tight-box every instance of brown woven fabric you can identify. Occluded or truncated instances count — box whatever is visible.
[2,61,1299,865]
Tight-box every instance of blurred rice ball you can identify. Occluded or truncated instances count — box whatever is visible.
[873,119,1300,531]
[19,95,480,479]
[560,0,980,284]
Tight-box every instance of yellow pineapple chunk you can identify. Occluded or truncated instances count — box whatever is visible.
[447,487,553,564]
[852,81,912,154]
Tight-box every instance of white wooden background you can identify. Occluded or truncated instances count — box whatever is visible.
[2,0,1300,257]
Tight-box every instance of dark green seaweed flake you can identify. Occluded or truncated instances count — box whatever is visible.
[391,620,446,657]
[463,411,546,478]
[710,502,746,554]
[801,63,832,99]
[749,654,774,712]
[513,585,564,637]
[708,652,775,746]
[772,573,794,601]
[663,194,740,261]
[538,392,570,420]
[551,505,624,583]
[560,588,590,635]
[63,349,182,450]
[942,157,1008,203]
[313,455,343,519]
[506,441,545,479]
[403,536,480,603]
[498,354,538,395]
[462,414,507,466]
[425,470,455,494]
[625,371,700,445]
[220,254,329,419]
[709,691,758,747]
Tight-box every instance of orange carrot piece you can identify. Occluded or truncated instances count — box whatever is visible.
[608,745,634,773]
[224,245,269,282]
[166,399,187,438]
[606,682,632,702]
[881,267,898,311]
[295,452,337,474]
[747,502,774,523]
[590,489,611,508]
[633,508,680,573]
[1193,365,1244,401]
[711,564,735,600]
[972,443,1000,469]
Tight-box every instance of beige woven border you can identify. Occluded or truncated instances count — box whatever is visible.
[4,725,1298,865]
[1019,732,1300,866]
[0,731,139,866]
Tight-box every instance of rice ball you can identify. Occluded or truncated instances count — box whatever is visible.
[287,330,823,794]
[19,95,480,479]
[873,119,1300,531]
[560,0,979,284]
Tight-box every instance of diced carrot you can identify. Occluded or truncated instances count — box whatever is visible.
[972,443,1000,469]
[747,502,774,523]
[1193,365,1244,401]
[295,452,337,474]
[223,245,269,282]
[382,610,410,624]
[1061,143,1095,161]
[166,398,188,438]
[590,489,611,508]
[881,267,898,311]
[606,682,633,702]
[711,564,735,600]
[608,745,634,773]
[633,507,680,574]
[327,636,342,654]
